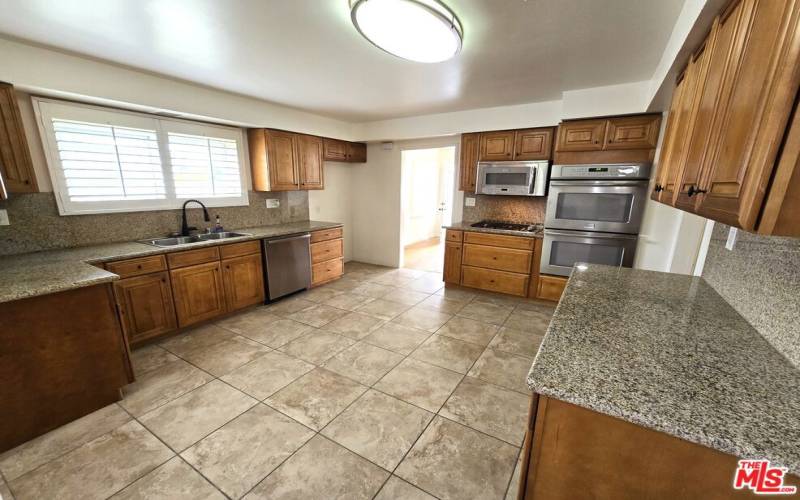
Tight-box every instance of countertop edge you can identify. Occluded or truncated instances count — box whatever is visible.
[442,222,544,238]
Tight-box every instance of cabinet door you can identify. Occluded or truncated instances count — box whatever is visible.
[459,133,481,192]
[675,5,743,212]
[346,142,367,163]
[479,131,515,161]
[323,138,347,161]
[555,120,606,152]
[604,115,661,150]
[514,128,553,160]
[265,129,299,191]
[443,242,462,284]
[222,254,265,311]
[652,74,687,202]
[171,261,227,327]
[297,134,324,190]
[114,272,177,344]
[696,0,798,230]
[0,83,37,193]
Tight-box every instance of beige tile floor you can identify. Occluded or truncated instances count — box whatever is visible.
[0,261,554,500]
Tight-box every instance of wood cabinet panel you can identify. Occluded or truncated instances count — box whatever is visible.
[459,132,481,192]
[114,272,177,344]
[346,142,367,163]
[555,120,606,152]
[312,257,343,286]
[323,138,348,161]
[265,129,300,191]
[461,265,529,297]
[536,275,567,302]
[311,238,343,264]
[310,227,343,243]
[297,134,324,190]
[653,73,687,203]
[527,237,543,299]
[463,231,535,250]
[167,246,220,269]
[171,261,227,327]
[514,128,553,160]
[219,240,260,260]
[479,131,515,161]
[105,255,167,279]
[0,82,37,194]
[222,253,265,311]
[443,242,462,284]
[462,244,532,274]
[445,229,463,243]
[604,115,661,150]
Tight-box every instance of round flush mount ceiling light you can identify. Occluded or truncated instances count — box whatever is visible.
[349,0,463,63]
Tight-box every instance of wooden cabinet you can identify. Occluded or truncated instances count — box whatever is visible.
[459,133,480,192]
[222,253,265,311]
[113,272,177,344]
[0,82,37,195]
[651,0,800,237]
[171,260,227,327]
[346,141,367,163]
[462,265,529,297]
[322,138,367,163]
[297,134,324,190]
[310,227,344,286]
[479,130,515,161]
[536,275,567,302]
[266,129,300,191]
[514,128,553,160]
[604,115,660,150]
[555,119,606,152]
[443,242,462,284]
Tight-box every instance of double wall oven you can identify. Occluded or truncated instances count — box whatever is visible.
[541,163,651,276]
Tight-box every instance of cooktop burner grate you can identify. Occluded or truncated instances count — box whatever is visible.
[470,220,541,232]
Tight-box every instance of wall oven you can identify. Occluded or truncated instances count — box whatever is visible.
[476,161,548,196]
[541,163,651,276]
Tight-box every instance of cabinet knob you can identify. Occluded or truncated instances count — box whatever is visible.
[687,185,707,197]
[594,140,599,144]
[137,264,142,269]
[654,184,663,193]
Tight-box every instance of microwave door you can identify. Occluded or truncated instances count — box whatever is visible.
[541,230,638,276]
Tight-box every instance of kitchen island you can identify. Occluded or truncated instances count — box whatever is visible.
[521,264,800,498]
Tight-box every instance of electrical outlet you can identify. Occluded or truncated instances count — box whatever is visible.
[0,209,9,226]
[266,199,280,209]
[465,197,476,207]
[725,227,738,251]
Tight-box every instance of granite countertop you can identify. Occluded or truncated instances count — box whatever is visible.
[443,221,544,238]
[527,264,800,474]
[0,220,343,304]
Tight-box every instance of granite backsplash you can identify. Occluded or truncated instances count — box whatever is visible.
[702,223,800,368]
[0,191,309,256]
[461,194,546,224]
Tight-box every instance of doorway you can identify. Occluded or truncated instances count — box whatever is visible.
[400,146,456,273]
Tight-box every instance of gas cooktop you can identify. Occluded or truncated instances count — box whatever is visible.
[470,220,542,233]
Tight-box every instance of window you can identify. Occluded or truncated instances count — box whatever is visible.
[34,98,249,215]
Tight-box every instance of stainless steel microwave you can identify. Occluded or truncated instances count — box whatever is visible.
[475,161,548,196]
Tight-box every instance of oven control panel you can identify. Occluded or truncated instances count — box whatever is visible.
[551,163,651,180]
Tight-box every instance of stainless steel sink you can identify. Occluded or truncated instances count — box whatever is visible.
[144,232,250,247]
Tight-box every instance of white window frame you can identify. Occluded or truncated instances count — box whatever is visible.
[33,97,250,215]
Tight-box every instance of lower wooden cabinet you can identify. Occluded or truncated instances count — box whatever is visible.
[222,253,265,311]
[462,265,529,297]
[113,272,177,345]
[170,261,227,327]
[443,241,462,284]
[310,227,345,286]
[536,275,568,302]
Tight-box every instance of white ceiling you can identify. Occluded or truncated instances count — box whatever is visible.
[0,0,684,122]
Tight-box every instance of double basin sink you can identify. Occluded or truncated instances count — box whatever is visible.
[143,232,251,247]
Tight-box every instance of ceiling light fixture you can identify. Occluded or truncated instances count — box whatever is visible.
[349,0,463,63]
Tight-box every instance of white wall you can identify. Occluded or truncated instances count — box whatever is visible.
[307,162,353,261]
[561,81,651,119]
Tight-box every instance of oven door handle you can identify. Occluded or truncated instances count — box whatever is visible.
[549,180,648,187]
[544,229,639,240]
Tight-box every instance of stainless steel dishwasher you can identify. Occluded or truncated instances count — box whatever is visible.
[262,233,312,301]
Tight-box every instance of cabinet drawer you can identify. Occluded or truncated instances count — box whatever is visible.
[312,257,343,285]
[537,275,568,302]
[310,227,343,243]
[167,246,220,269]
[105,255,167,278]
[463,231,534,250]
[461,266,529,297]
[445,229,463,243]
[220,240,260,259]
[311,238,343,264]
[462,244,532,274]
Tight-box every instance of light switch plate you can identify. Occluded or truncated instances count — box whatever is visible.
[465,197,476,207]
[0,209,8,226]
[266,199,280,209]
[725,227,738,251]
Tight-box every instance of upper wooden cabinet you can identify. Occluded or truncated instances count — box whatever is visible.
[479,130,515,161]
[652,0,800,237]
[556,115,661,154]
[514,128,553,160]
[297,134,324,190]
[459,133,481,192]
[556,119,606,152]
[0,82,38,196]
[322,138,367,163]
[249,129,326,191]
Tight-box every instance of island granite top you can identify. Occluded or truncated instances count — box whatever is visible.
[527,264,800,474]
[443,221,544,238]
[0,220,342,304]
